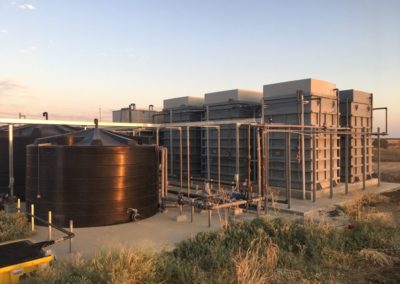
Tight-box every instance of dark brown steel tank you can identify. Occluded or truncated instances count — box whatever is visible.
[25,129,160,227]
[0,125,78,199]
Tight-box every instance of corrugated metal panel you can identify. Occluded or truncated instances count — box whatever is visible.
[202,102,261,183]
[340,90,373,183]
[161,106,204,179]
[264,80,340,191]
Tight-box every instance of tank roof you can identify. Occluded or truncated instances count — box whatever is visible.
[34,128,136,147]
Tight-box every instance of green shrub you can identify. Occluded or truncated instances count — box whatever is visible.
[0,211,31,242]
[23,216,400,284]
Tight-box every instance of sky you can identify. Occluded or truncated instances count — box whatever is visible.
[0,0,399,135]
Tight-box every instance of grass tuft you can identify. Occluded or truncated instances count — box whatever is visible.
[0,211,31,242]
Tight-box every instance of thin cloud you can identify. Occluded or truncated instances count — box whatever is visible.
[0,29,8,34]
[18,4,35,10]
[0,79,26,96]
[19,46,38,54]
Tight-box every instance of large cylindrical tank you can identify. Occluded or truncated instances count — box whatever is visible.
[25,128,160,227]
[0,125,78,199]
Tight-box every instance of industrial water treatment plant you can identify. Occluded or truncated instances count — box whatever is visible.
[0,78,389,230]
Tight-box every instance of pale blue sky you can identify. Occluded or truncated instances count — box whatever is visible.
[0,0,399,135]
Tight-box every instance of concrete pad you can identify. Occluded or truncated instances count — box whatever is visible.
[28,206,227,259]
[176,215,187,222]
[269,182,400,217]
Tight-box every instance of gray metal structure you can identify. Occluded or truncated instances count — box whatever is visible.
[263,79,340,195]
[339,90,373,183]
[112,104,161,123]
[161,96,204,179]
[203,89,262,184]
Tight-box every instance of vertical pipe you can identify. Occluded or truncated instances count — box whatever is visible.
[48,211,52,240]
[257,127,261,198]
[329,129,333,199]
[312,129,317,202]
[236,123,240,187]
[261,97,265,125]
[8,124,14,198]
[17,198,20,213]
[217,127,221,191]
[362,127,367,191]
[208,209,211,228]
[186,126,190,197]
[169,112,173,175]
[161,148,165,198]
[287,131,291,209]
[264,128,269,214]
[385,107,388,135]
[377,127,381,186]
[156,128,159,146]
[69,220,73,253]
[206,107,210,181]
[345,129,349,195]
[191,199,194,223]
[165,148,168,195]
[179,128,183,193]
[31,204,35,232]
[247,125,251,190]
[300,95,306,200]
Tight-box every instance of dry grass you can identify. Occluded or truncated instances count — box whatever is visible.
[373,148,400,162]
[339,193,390,221]
[358,249,395,267]
[0,211,32,242]
[234,237,278,284]
[25,248,156,284]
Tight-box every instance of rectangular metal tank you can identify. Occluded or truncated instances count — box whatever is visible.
[203,89,262,184]
[162,96,204,179]
[112,105,161,123]
[339,90,373,183]
[264,78,340,192]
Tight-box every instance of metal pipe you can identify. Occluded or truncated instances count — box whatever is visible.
[217,127,221,191]
[236,123,240,187]
[186,126,190,197]
[69,220,73,253]
[169,110,173,175]
[372,107,388,135]
[312,129,317,202]
[377,127,381,186]
[31,204,35,232]
[8,124,14,198]
[161,148,165,198]
[42,112,48,120]
[17,198,20,213]
[264,129,269,214]
[48,211,52,240]
[345,129,349,195]
[300,94,306,200]
[165,148,168,195]
[156,128,159,146]
[329,129,333,199]
[247,125,251,190]
[257,127,261,198]
[210,198,263,210]
[179,127,183,193]
[286,131,291,209]
[206,106,210,180]
[362,127,367,191]
[191,199,194,223]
